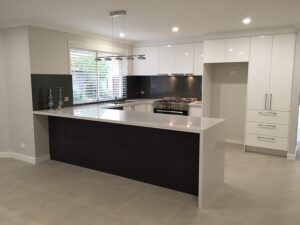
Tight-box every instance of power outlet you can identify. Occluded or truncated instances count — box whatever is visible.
[20,143,26,150]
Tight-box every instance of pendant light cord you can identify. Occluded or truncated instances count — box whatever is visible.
[111,15,114,56]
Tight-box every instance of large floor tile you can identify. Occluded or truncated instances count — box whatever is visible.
[1,145,300,225]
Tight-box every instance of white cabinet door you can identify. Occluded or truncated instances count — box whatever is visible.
[133,47,146,75]
[174,44,194,74]
[193,43,204,75]
[159,45,175,74]
[123,106,133,111]
[269,34,296,111]
[146,103,153,113]
[146,46,159,75]
[247,36,273,110]
[134,104,147,112]
[189,107,202,117]
[203,39,226,63]
[226,37,250,62]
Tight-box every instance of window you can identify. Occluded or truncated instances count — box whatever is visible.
[70,48,127,104]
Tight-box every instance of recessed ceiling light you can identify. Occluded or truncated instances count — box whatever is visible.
[167,44,172,47]
[243,17,252,24]
[119,32,125,37]
[172,26,179,32]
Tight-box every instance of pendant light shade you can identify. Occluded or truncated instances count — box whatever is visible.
[138,55,146,60]
[126,56,134,60]
[115,56,123,60]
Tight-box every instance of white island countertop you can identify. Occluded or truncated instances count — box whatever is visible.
[33,102,223,134]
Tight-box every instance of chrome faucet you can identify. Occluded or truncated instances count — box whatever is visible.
[114,96,118,104]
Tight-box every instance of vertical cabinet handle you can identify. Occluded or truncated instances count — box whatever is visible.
[269,94,273,111]
[264,94,268,110]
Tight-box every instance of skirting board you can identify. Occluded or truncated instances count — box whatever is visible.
[0,152,50,164]
[245,146,287,158]
[287,153,296,160]
[225,138,244,145]
[287,146,298,160]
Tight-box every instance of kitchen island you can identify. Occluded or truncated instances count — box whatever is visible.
[33,103,225,209]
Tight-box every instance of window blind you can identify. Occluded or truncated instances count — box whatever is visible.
[70,48,127,104]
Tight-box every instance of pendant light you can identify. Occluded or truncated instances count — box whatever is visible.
[115,56,123,60]
[95,10,146,61]
[126,56,134,60]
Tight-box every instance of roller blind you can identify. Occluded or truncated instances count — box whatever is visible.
[70,48,127,104]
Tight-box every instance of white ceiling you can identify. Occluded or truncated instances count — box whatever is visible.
[0,0,300,42]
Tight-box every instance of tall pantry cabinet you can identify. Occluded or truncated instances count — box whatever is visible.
[246,34,296,152]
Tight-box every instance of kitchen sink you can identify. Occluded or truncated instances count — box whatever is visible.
[125,100,137,103]
[113,99,137,104]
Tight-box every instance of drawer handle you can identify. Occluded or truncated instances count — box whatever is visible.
[258,124,277,129]
[257,136,276,142]
[259,112,277,116]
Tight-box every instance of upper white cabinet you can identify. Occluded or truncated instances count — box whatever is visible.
[133,47,146,75]
[159,45,175,74]
[174,44,194,74]
[133,47,159,75]
[247,34,295,112]
[203,38,250,63]
[193,43,204,75]
[145,46,159,75]
[225,37,250,62]
[203,39,226,63]
[269,34,296,111]
[247,36,273,110]
[133,43,203,75]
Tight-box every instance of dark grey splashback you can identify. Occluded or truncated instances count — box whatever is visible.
[126,76,202,99]
[31,74,73,110]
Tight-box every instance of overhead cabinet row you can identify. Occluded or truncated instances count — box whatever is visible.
[203,37,250,63]
[133,43,203,75]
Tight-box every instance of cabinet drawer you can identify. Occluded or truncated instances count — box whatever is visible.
[247,110,289,124]
[246,122,288,138]
[245,134,288,151]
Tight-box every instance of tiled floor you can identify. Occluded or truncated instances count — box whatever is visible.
[1,146,300,225]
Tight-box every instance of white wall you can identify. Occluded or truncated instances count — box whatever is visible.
[0,31,11,153]
[2,26,36,157]
[0,25,134,161]
[289,31,300,155]
[28,26,133,75]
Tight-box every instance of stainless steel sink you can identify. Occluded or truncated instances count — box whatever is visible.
[125,100,137,103]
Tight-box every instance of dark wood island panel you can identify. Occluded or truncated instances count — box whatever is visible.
[48,116,200,195]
